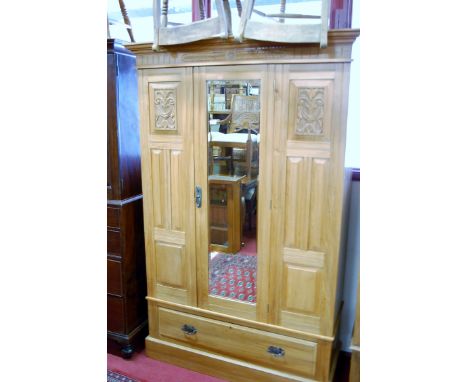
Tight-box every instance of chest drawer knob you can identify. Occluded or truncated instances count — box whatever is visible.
[267,345,285,358]
[181,324,198,335]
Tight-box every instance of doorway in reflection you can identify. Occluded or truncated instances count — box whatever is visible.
[207,79,260,303]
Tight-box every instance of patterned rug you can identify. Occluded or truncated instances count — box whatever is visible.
[107,370,139,382]
[209,253,257,303]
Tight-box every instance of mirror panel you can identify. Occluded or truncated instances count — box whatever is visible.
[207,79,260,304]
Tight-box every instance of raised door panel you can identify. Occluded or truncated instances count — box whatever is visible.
[140,67,196,306]
[270,64,347,337]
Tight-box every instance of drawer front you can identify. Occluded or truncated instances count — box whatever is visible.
[107,207,120,229]
[107,259,123,296]
[158,308,317,377]
[107,229,121,256]
[107,296,125,333]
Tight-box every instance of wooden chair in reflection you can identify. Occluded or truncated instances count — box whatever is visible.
[208,94,260,181]
[209,94,260,239]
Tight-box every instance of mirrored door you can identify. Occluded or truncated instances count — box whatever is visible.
[207,79,260,304]
[194,66,272,322]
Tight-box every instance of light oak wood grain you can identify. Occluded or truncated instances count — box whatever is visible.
[146,336,318,382]
[157,307,317,377]
[139,67,197,306]
[207,294,256,321]
[147,298,334,343]
[267,63,353,339]
[128,30,360,68]
[136,34,358,382]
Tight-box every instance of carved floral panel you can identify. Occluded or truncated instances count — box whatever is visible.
[295,87,325,136]
[153,89,177,131]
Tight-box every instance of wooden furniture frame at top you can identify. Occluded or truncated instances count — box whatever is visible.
[127,29,360,382]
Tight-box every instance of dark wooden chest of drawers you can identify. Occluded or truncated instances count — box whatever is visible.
[107,39,147,358]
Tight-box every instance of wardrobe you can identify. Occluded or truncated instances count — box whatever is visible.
[128,29,359,381]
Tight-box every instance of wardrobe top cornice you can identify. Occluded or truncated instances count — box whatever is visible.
[125,29,360,68]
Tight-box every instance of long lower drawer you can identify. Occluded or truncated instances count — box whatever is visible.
[157,307,317,378]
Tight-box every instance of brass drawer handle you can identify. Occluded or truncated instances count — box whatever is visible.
[267,346,285,358]
[181,324,198,335]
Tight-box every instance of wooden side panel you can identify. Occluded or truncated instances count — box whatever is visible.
[140,67,196,307]
[270,64,348,337]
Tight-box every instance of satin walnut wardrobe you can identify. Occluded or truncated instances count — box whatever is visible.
[128,29,359,382]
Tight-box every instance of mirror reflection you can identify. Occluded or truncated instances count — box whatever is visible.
[207,80,260,304]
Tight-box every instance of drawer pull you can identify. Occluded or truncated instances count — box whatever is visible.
[181,324,198,335]
[267,346,285,358]
[195,186,202,208]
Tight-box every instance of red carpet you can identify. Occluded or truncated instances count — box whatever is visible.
[108,349,227,382]
[108,370,139,382]
[209,253,257,303]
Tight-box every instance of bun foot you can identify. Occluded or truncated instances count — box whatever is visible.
[121,344,134,359]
